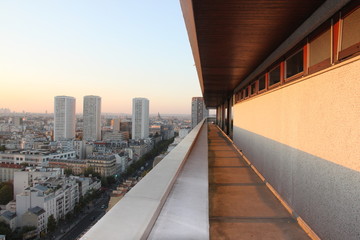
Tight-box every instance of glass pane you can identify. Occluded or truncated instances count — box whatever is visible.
[269,66,280,86]
[286,50,303,78]
[251,82,256,95]
[342,8,360,50]
[259,75,266,90]
[310,28,331,66]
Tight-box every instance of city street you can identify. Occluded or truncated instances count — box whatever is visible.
[59,208,105,240]
[50,194,109,240]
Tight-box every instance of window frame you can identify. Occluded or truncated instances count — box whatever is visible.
[240,88,245,100]
[284,48,305,82]
[306,19,333,73]
[250,81,257,96]
[235,91,241,103]
[244,86,250,99]
[338,5,360,60]
[268,64,282,89]
[257,74,267,93]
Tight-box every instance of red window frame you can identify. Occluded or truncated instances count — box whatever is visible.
[338,3,360,60]
[250,81,257,96]
[284,48,305,82]
[268,64,282,89]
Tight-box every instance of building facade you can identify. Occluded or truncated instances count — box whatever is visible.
[111,118,120,132]
[54,96,76,141]
[182,1,360,239]
[16,177,79,228]
[13,167,63,198]
[21,206,46,234]
[132,98,149,140]
[86,155,117,177]
[0,163,23,182]
[102,131,128,142]
[191,97,208,129]
[48,159,87,175]
[0,150,76,168]
[0,211,17,231]
[83,95,102,141]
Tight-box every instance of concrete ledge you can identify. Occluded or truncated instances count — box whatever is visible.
[148,121,209,239]
[80,119,206,240]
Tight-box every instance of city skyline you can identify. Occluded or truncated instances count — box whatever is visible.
[0,1,202,115]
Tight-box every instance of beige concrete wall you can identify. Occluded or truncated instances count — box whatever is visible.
[232,57,360,240]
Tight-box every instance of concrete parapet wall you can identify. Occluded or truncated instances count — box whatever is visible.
[233,57,360,240]
[80,119,207,240]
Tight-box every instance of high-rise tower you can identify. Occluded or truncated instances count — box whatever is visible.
[191,97,208,129]
[83,95,102,141]
[54,96,76,141]
[132,98,149,140]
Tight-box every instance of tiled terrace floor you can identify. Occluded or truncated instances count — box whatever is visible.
[208,123,310,240]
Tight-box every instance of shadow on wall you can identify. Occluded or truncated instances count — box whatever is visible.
[232,126,360,240]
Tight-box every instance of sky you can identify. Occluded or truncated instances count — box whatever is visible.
[0,0,202,115]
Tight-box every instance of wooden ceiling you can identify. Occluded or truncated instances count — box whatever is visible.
[182,0,326,107]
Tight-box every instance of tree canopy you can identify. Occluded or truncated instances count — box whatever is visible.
[0,182,13,204]
[47,215,56,232]
[123,137,175,178]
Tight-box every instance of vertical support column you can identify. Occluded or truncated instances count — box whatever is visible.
[221,104,226,131]
[227,97,232,138]
[216,106,220,125]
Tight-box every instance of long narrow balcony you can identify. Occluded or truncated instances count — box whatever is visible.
[81,120,312,239]
[208,124,309,239]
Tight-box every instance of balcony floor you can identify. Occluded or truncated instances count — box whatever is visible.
[208,123,310,240]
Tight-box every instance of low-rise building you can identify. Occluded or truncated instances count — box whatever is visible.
[86,155,116,177]
[102,131,129,142]
[0,150,76,167]
[13,167,63,198]
[0,163,23,182]
[16,177,79,228]
[0,210,17,231]
[161,125,174,140]
[48,159,87,175]
[88,178,101,192]
[73,140,85,159]
[21,206,46,234]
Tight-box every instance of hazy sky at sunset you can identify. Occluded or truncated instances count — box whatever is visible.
[0,1,202,114]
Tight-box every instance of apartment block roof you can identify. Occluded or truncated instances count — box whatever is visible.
[0,211,16,220]
[28,206,45,216]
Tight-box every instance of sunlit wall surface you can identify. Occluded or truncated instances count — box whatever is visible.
[233,58,360,240]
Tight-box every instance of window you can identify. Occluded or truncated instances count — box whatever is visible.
[235,92,241,102]
[244,87,249,98]
[250,82,257,95]
[269,65,281,86]
[340,7,360,59]
[309,28,331,73]
[286,49,304,78]
[258,75,266,91]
